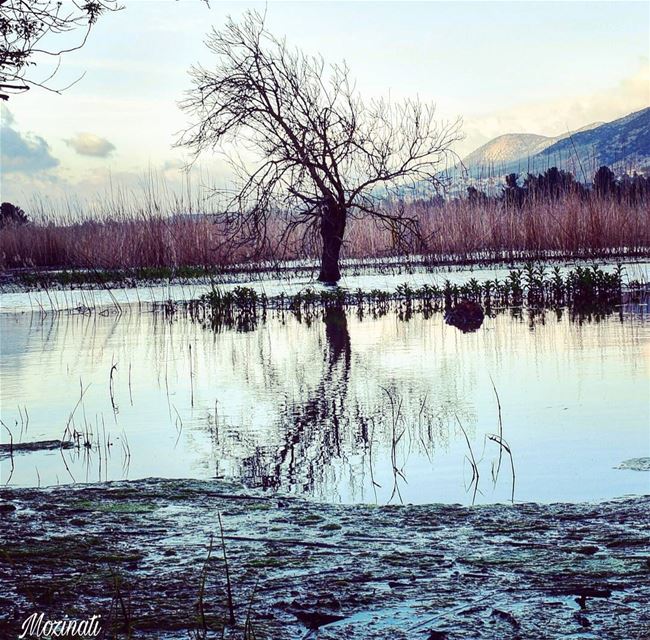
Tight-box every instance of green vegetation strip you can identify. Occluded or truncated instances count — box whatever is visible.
[180,264,643,323]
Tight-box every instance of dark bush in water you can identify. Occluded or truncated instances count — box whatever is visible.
[444,300,485,333]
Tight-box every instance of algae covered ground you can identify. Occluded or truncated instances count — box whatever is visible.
[0,478,648,639]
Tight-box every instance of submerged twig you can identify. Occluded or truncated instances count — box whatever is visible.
[489,374,504,481]
[487,434,516,503]
[455,413,479,505]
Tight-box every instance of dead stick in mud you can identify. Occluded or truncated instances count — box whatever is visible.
[196,534,214,637]
[218,512,236,625]
[108,566,132,635]
[244,576,260,640]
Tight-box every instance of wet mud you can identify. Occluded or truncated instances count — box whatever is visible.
[0,479,648,639]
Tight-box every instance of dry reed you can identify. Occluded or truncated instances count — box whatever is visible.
[1,188,647,272]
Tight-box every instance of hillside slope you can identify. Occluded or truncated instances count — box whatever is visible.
[533,107,650,174]
[461,109,649,178]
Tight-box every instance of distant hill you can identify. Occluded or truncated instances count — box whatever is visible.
[463,133,556,170]
[462,122,602,176]
[462,108,650,179]
[530,107,650,177]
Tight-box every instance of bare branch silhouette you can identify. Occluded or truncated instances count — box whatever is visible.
[179,10,463,282]
[0,0,208,100]
[0,1,125,99]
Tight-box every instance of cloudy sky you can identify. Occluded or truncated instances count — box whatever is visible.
[2,0,649,206]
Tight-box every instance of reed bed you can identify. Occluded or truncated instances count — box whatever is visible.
[176,264,644,334]
[1,188,648,273]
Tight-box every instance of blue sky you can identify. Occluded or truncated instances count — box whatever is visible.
[2,0,649,204]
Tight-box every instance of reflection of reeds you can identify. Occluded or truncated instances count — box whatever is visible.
[189,343,195,407]
[59,382,86,483]
[365,415,381,503]
[109,359,118,417]
[382,387,408,505]
[172,404,184,448]
[120,430,131,478]
[487,434,516,504]
[489,375,504,480]
[17,405,29,438]
[486,378,516,503]
[128,362,134,406]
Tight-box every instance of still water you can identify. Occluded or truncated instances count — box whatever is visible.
[1,300,648,505]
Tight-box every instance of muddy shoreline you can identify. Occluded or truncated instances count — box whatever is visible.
[0,478,648,639]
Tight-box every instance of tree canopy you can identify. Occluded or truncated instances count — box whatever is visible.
[180,11,462,282]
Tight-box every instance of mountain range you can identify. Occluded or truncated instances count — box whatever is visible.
[462,107,650,179]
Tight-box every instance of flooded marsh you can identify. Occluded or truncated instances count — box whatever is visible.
[2,269,648,506]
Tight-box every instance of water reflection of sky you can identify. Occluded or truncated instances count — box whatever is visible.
[1,301,648,505]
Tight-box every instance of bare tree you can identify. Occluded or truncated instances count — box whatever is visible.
[0,1,123,100]
[180,11,462,283]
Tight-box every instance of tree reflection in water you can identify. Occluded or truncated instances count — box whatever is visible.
[240,306,352,494]
[204,299,641,502]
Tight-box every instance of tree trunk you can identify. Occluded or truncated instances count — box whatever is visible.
[318,200,346,283]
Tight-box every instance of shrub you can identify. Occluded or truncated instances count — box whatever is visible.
[0,202,29,229]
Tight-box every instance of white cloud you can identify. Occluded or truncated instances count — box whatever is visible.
[65,132,116,157]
